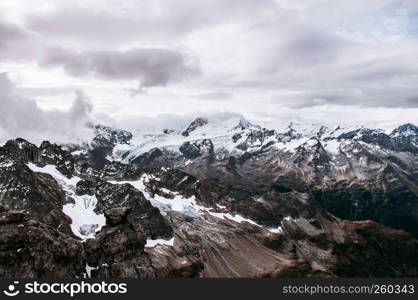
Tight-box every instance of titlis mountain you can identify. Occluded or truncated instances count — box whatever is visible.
[0,117,418,278]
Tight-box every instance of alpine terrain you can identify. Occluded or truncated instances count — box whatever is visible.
[0,117,417,278]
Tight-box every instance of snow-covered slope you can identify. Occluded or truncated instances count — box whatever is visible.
[117,117,415,169]
[27,163,105,239]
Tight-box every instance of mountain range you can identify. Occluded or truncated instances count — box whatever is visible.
[0,117,417,277]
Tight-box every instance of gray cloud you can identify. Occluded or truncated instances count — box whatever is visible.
[0,21,40,61]
[0,73,94,145]
[0,21,27,41]
[0,18,199,91]
[281,28,346,67]
[25,0,276,45]
[191,92,233,101]
[0,0,417,137]
[39,47,199,89]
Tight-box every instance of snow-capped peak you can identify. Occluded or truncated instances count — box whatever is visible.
[233,118,254,130]
[390,123,418,137]
[181,117,209,137]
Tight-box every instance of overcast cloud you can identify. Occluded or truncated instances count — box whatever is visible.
[0,73,94,144]
[39,47,198,89]
[0,0,417,143]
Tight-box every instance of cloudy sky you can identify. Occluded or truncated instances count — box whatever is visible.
[0,0,418,143]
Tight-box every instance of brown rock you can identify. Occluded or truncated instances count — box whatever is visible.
[104,207,131,226]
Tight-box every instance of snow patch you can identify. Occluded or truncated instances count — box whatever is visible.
[110,175,201,217]
[277,138,309,152]
[63,194,106,239]
[268,226,283,234]
[110,176,278,232]
[27,163,80,187]
[145,237,175,248]
[0,161,14,168]
[27,163,105,239]
[204,210,260,226]
[324,139,340,154]
[71,150,86,156]
[85,263,98,278]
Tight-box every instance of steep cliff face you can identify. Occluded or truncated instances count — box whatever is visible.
[0,205,85,277]
[0,119,417,278]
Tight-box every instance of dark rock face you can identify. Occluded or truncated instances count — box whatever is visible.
[38,141,76,177]
[312,181,418,237]
[93,125,133,146]
[129,148,184,171]
[392,123,418,134]
[76,180,173,239]
[84,207,203,278]
[99,161,144,181]
[257,215,418,278]
[84,211,151,278]
[130,148,163,167]
[338,128,396,151]
[181,117,208,137]
[232,133,242,143]
[0,148,73,235]
[179,139,214,159]
[390,123,418,153]
[2,139,76,177]
[235,128,276,152]
[71,125,133,169]
[163,129,175,134]
[2,139,40,164]
[332,220,418,277]
[0,206,85,277]
[104,207,131,226]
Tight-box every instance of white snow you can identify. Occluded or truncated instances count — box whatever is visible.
[85,263,98,278]
[392,129,416,137]
[145,237,175,248]
[62,194,106,239]
[324,139,340,154]
[102,142,132,162]
[71,150,86,156]
[154,194,199,214]
[204,210,260,226]
[279,138,309,152]
[109,174,287,235]
[117,118,369,162]
[27,163,80,187]
[27,162,105,239]
[121,117,257,163]
[268,226,283,234]
[109,176,270,229]
[306,139,319,146]
[109,178,147,191]
[0,161,14,168]
[110,175,202,217]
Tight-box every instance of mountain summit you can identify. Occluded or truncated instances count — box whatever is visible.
[181,117,209,137]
